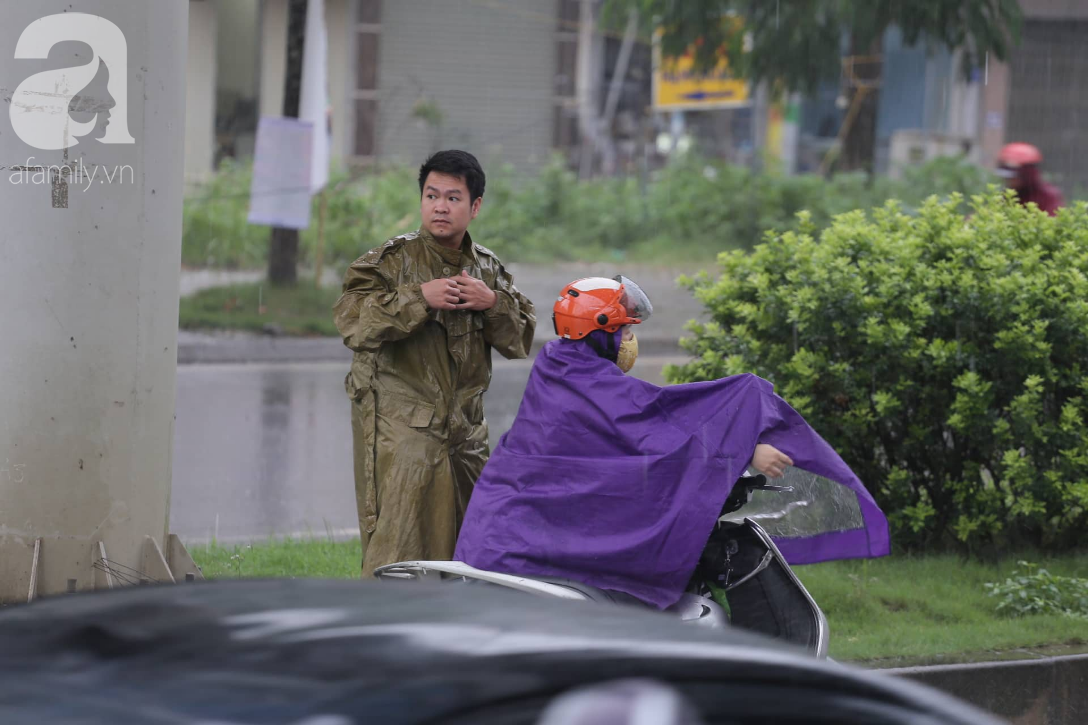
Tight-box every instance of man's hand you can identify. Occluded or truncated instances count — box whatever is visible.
[421,278,461,310]
[751,443,793,479]
[453,270,497,311]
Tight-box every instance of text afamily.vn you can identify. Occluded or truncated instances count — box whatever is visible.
[9,157,135,190]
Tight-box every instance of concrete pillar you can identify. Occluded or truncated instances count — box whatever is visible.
[780,93,802,175]
[946,49,982,164]
[978,57,1011,169]
[259,0,289,120]
[0,0,196,601]
[750,82,770,172]
[260,0,350,165]
[327,0,351,165]
[185,0,218,185]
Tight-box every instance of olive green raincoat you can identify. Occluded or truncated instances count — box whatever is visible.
[333,229,536,574]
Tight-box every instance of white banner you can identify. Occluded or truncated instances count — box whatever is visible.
[247,116,314,229]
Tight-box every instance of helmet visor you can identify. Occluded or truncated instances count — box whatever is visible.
[614,275,653,322]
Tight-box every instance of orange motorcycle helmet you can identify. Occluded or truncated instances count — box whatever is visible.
[552,275,653,339]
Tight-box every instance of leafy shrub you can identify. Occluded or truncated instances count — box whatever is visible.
[305,165,417,264]
[181,162,418,270]
[182,155,1000,269]
[182,159,269,268]
[985,561,1088,618]
[475,157,650,262]
[666,193,1088,554]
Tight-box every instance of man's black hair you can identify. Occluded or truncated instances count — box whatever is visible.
[418,149,485,203]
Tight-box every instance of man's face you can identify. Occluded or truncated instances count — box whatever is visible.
[998,165,1026,191]
[996,161,1027,189]
[420,171,481,246]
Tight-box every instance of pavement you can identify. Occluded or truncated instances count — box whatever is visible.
[177,329,353,365]
[171,355,690,544]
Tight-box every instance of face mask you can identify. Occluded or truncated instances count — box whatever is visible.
[616,333,638,373]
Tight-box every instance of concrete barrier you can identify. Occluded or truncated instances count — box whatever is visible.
[883,654,1088,725]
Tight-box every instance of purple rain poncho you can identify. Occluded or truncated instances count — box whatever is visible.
[455,330,889,609]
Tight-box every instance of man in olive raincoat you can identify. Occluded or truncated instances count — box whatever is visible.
[334,150,536,574]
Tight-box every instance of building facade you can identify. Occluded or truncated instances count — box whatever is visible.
[184,1,1088,188]
[184,0,588,187]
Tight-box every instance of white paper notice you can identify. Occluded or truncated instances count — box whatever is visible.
[247,117,314,230]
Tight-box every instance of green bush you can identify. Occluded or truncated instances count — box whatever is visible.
[181,161,419,270]
[182,159,269,268]
[182,155,1000,269]
[483,153,997,262]
[307,165,417,264]
[475,157,649,262]
[985,561,1088,618]
[667,192,1088,555]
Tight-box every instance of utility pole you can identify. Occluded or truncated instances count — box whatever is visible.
[268,0,308,286]
[576,0,603,180]
[600,8,639,176]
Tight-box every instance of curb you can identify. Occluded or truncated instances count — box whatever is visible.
[177,336,352,365]
[176,334,689,365]
[883,653,1088,725]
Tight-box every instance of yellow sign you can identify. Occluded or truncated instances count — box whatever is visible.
[653,30,750,110]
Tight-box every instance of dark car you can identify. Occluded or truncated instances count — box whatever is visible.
[0,578,999,725]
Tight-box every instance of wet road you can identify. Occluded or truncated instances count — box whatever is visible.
[170,356,688,544]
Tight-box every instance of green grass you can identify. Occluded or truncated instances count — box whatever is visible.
[189,538,1088,665]
[178,282,341,336]
[191,537,362,579]
[795,553,1088,665]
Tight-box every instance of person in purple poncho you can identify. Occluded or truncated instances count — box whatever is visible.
[454,276,889,610]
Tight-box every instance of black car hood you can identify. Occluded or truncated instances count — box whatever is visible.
[0,578,998,725]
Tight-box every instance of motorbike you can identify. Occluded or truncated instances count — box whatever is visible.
[375,470,830,658]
